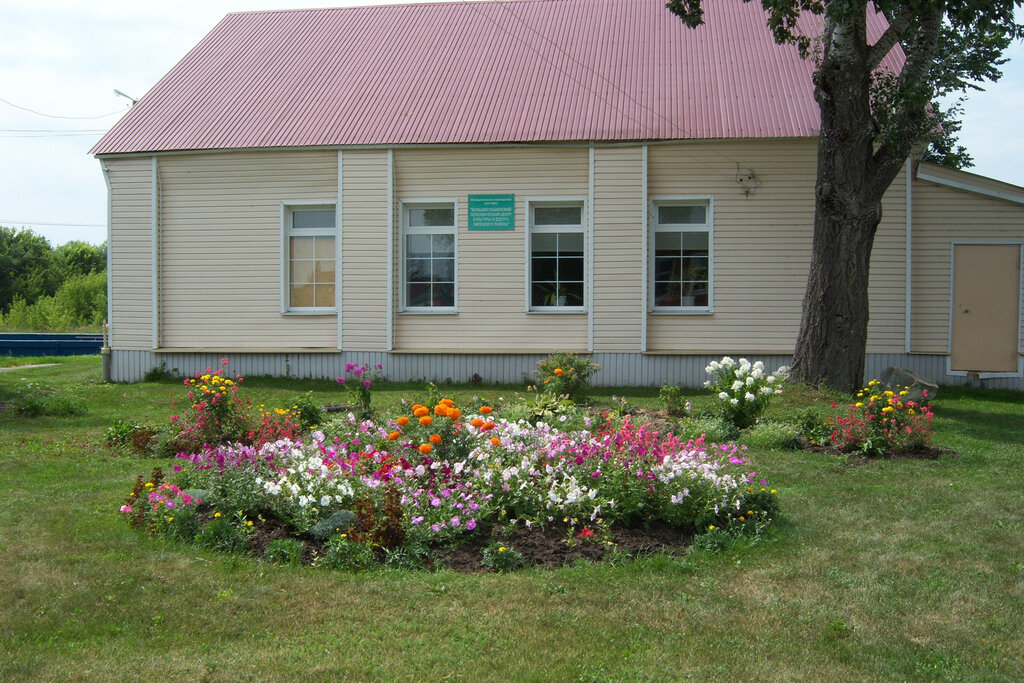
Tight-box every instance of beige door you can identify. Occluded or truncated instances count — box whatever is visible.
[951,244,1021,372]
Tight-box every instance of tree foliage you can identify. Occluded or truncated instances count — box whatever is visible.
[0,227,108,331]
[666,0,1022,391]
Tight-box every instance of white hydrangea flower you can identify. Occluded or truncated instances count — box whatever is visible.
[718,391,729,400]
[731,379,744,391]
[745,392,756,402]
[730,398,739,405]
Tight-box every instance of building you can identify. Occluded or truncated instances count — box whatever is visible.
[91,0,1024,388]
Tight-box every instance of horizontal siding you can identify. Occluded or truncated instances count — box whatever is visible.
[107,157,153,350]
[911,178,1024,353]
[393,146,589,350]
[593,145,643,352]
[341,149,390,350]
[158,151,338,349]
[645,139,906,354]
[111,349,1024,390]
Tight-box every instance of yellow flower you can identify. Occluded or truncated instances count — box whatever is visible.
[341,533,347,538]
[857,392,864,397]
[884,390,894,397]
[747,510,754,515]
[770,489,777,494]
[899,390,908,396]
[246,521,253,527]
[275,408,288,415]
[882,406,895,413]
[708,525,716,531]
[739,516,745,522]
[855,402,863,408]
[145,482,154,488]
[498,546,507,553]
[214,512,222,518]
[908,409,915,415]
[167,517,174,522]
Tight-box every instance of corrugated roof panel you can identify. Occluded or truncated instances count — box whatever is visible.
[91,0,903,155]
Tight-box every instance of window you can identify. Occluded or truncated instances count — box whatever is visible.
[284,205,336,312]
[529,202,586,310]
[651,199,712,311]
[402,202,457,311]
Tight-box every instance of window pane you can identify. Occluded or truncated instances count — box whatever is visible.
[559,255,584,281]
[291,236,313,259]
[433,282,455,307]
[654,256,681,281]
[290,284,314,308]
[561,282,585,306]
[315,284,335,308]
[659,204,706,225]
[532,283,556,307]
[534,206,582,225]
[292,209,335,230]
[682,256,708,282]
[532,232,557,255]
[559,232,584,254]
[655,230,681,253]
[682,232,709,253]
[532,257,557,282]
[654,281,681,307]
[407,282,431,307]
[407,234,431,258]
[407,258,431,283]
[432,233,455,256]
[290,260,314,284]
[433,257,455,282]
[314,259,335,282]
[315,236,335,259]
[409,207,454,227]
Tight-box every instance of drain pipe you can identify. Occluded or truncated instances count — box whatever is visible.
[101,320,112,382]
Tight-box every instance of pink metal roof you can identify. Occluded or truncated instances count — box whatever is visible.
[91,0,902,155]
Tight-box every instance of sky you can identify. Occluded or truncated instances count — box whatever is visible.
[2,1,1023,247]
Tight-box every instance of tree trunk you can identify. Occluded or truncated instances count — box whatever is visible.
[790,17,886,393]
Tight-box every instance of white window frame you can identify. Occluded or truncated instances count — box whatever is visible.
[399,199,459,314]
[649,196,714,314]
[525,198,589,313]
[280,201,338,315]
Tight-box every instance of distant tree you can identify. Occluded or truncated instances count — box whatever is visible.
[0,227,62,313]
[54,241,107,277]
[667,0,1022,391]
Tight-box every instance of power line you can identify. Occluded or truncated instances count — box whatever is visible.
[0,220,106,228]
[0,95,125,120]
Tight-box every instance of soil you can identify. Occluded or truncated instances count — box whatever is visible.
[798,437,954,461]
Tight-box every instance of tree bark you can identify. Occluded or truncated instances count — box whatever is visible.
[790,14,886,393]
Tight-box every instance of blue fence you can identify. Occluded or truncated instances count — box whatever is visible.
[0,333,104,357]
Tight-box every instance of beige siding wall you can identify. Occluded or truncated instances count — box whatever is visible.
[646,139,907,354]
[393,146,589,351]
[911,170,1024,354]
[593,146,644,352]
[107,157,154,350]
[158,151,337,349]
[341,149,390,350]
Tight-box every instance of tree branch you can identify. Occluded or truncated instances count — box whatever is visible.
[867,9,915,70]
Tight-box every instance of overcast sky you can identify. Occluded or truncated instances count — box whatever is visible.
[2,0,1022,247]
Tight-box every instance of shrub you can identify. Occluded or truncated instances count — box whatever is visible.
[659,384,690,418]
[290,391,324,430]
[704,357,788,429]
[264,538,306,566]
[533,352,600,402]
[171,359,253,450]
[740,421,802,450]
[318,534,377,570]
[106,419,140,447]
[823,379,935,457]
[481,541,525,572]
[672,415,737,444]
[337,363,384,419]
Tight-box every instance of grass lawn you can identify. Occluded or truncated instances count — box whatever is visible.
[1,356,1022,680]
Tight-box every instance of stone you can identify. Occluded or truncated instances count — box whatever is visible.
[879,366,938,404]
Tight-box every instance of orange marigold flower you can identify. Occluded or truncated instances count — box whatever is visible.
[480,406,493,414]
[471,418,484,428]
[429,434,442,444]
[441,398,455,407]
[419,416,433,426]
[482,421,495,431]
[434,404,449,417]
[388,431,401,441]
[418,443,432,454]
[490,437,501,447]
[554,368,564,376]
[396,416,410,426]
[448,408,461,420]
[411,404,425,412]
[413,407,429,418]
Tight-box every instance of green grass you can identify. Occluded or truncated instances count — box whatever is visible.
[1,357,1022,680]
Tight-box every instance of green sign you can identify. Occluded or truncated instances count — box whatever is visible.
[468,194,515,231]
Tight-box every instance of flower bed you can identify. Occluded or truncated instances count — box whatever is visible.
[121,395,779,571]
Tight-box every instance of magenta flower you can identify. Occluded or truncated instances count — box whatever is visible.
[466,519,476,531]
[362,379,372,388]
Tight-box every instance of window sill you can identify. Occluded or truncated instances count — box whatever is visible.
[399,308,458,315]
[528,308,587,314]
[282,309,337,316]
[650,308,713,316]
